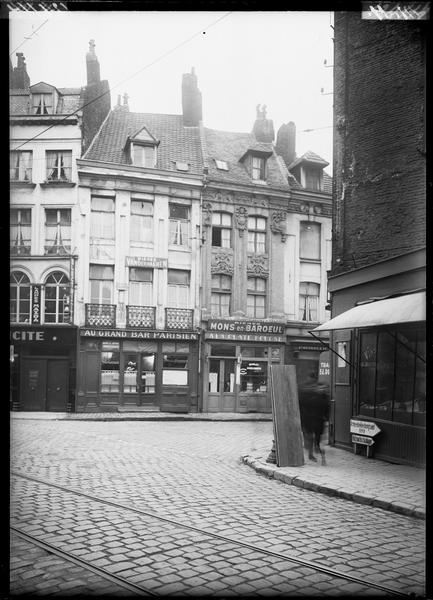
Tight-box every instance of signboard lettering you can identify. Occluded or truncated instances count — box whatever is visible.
[31,285,41,324]
[11,330,44,341]
[80,328,198,341]
[208,319,285,335]
[350,419,381,436]
[352,434,374,446]
[206,332,285,343]
[126,256,167,269]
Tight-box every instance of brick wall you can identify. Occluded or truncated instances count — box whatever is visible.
[332,12,426,275]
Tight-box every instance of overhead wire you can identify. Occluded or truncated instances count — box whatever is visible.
[11,11,232,152]
[9,18,49,56]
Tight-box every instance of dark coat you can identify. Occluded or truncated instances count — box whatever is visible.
[298,383,330,437]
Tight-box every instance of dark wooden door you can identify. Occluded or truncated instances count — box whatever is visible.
[21,359,46,411]
[47,360,68,411]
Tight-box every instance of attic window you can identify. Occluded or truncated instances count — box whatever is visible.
[32,93,53,115]
[132,144,156,168]
[252,156,267,181]
[215,160,228,171]
[175,162,189,172]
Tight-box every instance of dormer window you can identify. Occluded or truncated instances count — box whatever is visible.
[215,159,228,171]
[252,156,266,181]
[127,125,159,169]
[133,144,156,168]
[304,167,323,191]
[32,93,53,115]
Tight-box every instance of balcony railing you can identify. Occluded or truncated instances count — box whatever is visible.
[85,303,116,328]
[165,308,194,330]
[44,244,71,256]
[126,305,156,329]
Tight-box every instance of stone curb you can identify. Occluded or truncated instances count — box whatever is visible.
[241,455,425,520]
[11,413,273,422]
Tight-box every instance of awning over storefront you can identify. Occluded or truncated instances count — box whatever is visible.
[312,291,425,332]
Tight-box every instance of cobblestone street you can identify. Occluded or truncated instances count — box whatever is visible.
[10,420,425,596]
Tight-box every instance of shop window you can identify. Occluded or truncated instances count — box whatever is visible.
[162,352,188,386]
[129,268,153,305]
[45,208,71,255]
[100,342,120,393]
[167,269,190,307]
[358,328,426,426]
[90,196,115,240]
[211,274,231,317]
[300,221,321,260]
[32,93,53,114]
[248,216,266,253]
[212,212,232,248]
[10,271,31,323]
[10,151,32,182]
[10,208,31,255]
[141,353,156,393]
[247,277,266,318]
[169,204,190,247]
[44,271,70,323]
[130,200,153,243]
[46,150,72,182]
[240,360,268,392]
[89,264,114,304]
[299,282,320,321]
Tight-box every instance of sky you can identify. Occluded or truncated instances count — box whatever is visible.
[9,10,334,171]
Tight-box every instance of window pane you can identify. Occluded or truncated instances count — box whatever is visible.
[300,222,321,260]
[91,197,114,211]
[89,265,114,279]
[394,330,416,423]
[141,353,156,393]
[130,268,153,282]
[240,360,268,392]
[167,270,190,285]
[101,351,120,393]
[169,204,189,220]
[123,354,138,393]
[359,332,377,416]
[375,332,395,419]
[131,200,153,215]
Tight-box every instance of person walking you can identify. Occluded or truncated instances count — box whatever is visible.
[298,373,330,465]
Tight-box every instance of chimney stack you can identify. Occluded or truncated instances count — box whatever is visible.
[11,53,30,89]
[182,67,202,126]
[252,104,275,143]
[276,121,296,166]
[86,39,101,86]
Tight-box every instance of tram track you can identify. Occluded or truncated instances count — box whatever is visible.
[11,470,413,597]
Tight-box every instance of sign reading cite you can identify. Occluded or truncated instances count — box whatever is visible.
[207,320,286,335]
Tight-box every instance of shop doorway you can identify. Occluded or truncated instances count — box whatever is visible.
[21,358,69,411]
[122,352,157,406]
[208,357,236,412]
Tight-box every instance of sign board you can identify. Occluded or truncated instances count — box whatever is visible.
[269,364,304,467]
[31,285,41,324]
[207,319,285,335]
[205,332,285,343]
[80,328,198,341]
[318,350,330,386]
[350,419,381,437]
[126,256,167,269]
[352,434,374,446]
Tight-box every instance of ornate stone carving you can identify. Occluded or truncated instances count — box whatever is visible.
[247,255,269,278]
[270,210,287,242]
[202,202,213,226]
[313,204,323,215]
[301,203,310,213]
[234,206,248,236]
[211,252,234,275]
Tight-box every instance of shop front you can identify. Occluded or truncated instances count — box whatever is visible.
[10,325,78,412]
[289,339,329,386]
[202,320,287,413]
[77,328,199,412]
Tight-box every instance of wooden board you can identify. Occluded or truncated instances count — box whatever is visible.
[270,365,305,467]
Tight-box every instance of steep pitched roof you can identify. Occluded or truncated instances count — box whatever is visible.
[288,150,330,169]
[203,127,293,191]
[84,109,203,175]
[9,85,83,115]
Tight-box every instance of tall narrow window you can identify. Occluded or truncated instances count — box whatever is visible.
[44,271,70,323]
[299,282,320,321]
[169,204,189,247]
[10,151,32,182]
[45,208,71,255]
[248,216,267,253]
[130,200,153,243]
[10,209,31,255]
[304,168,322,191]
[212,212,232,248]
[90,197,115,240]
[211,274,231,317]
[300,221,321,260]
[167,270,190,307]
[10,271,31,323]
[252,156,266,181]
[46,150,72,182]
[32,93,53,115]
[129,268,153,305]
[247,277,266,318]
[89,265,114,304]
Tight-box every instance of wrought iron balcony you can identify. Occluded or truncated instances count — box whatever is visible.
[126,305,156,329]
[85,303,116,328]
[165,308,194,330]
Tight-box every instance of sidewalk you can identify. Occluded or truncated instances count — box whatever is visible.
[11,411,425,520]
